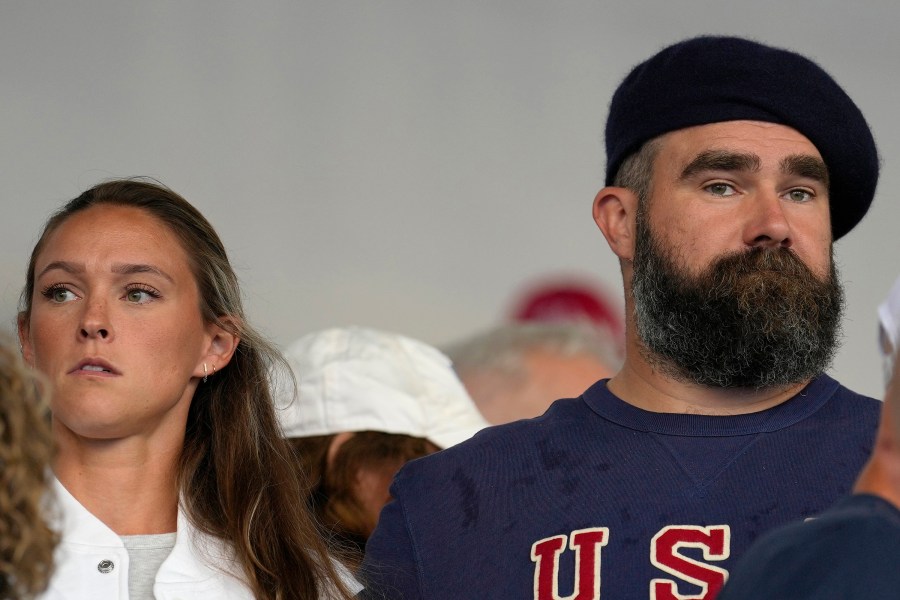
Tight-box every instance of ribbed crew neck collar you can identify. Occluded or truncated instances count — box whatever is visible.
[583,374,837,437]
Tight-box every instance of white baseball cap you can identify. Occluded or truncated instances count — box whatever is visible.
[275,326,490,449]
[878,276,900,386]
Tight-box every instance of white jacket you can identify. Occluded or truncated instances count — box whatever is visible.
[40,477,362,599]
[40,477,253,599]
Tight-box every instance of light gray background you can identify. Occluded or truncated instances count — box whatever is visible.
[3,1,897,400]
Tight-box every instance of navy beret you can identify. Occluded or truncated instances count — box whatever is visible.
[605,36,879,240]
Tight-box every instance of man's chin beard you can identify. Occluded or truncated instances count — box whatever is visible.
[631,224,843,391]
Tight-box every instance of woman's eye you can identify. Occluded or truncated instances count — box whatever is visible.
[41,286,77,303]
[55,289,74,302]
[125,289,154,303]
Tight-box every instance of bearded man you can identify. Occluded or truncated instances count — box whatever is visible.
[360,36,881,600]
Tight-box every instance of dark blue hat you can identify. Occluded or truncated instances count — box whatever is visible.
[605,36,879,240]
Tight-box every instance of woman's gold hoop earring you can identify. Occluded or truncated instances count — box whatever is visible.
[203,363,209,384]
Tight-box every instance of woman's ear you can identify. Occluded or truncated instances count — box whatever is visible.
[17,313,34,367]
[593,186,639,262]
[193,317,240,381]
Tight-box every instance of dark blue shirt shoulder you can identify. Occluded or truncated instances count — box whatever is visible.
[719,494,900,600]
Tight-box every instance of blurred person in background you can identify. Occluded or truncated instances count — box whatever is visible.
[277,326,489,571]
[445,321,622,424]
[0,339,55,599]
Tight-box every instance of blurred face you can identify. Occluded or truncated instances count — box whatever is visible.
[464,350,614,425]
[324,431,438,539]
[352,456,412,537]
[19,205,213,443]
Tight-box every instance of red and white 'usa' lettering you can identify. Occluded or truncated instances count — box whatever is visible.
[531,527,609,600]
[650,525,731,600]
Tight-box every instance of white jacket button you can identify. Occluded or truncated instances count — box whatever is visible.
[97,559,115,573]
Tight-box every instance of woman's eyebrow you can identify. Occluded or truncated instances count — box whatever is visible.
[111,263,175,283]
[36,260,82,279]
[35,261,175,284]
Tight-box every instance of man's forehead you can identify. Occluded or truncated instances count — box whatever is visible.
[657,121,824,165]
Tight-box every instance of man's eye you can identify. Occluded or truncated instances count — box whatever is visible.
[705,183,735,196]
[787,189,812,202]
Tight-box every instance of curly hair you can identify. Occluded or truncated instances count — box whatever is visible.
[19,179,353,599]
[0,340,55,598]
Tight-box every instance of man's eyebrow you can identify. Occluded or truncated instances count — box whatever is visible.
[782,154,830,187]
[111,263,175,283]
[679,150,761,180]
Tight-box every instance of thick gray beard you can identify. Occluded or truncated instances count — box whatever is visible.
[631,216,844,390]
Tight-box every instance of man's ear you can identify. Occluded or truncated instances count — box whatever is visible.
[193,317,241,381]
[593,186,639,262]
[17,313,34,366]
